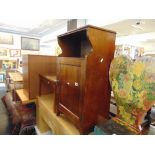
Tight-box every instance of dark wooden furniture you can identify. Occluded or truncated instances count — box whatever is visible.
[39,74,57,96]
[16,55,57,104]
[36,74,80,135]
[38,74,58,113]
[56,25,116,134]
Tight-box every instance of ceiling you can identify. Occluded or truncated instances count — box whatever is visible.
[0,19,155,42]
[103,19,155,47]
[0,19,67,38]
[103,19,155,36]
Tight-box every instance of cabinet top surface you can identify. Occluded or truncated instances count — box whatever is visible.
[58,25,116,38]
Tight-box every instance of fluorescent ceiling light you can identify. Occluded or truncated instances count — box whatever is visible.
[131,24,144,30]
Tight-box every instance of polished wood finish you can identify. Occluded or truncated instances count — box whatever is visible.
[39,74,57,96]
[57,25,116,134]
[37,94,80,134]
[16,89,36,104]
[22,55,57,100]
[38,74,58,113]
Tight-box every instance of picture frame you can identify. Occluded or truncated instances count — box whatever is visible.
[21,37,40,51]
[0,32,13,44]
[10,49,21,57]
[0,48,9,57]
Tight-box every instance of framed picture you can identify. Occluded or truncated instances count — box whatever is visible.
[21,37,40,51]
[0,32,13,44]
[10,49,21,57]
[0,48,9,56]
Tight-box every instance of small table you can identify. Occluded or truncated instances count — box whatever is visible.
[15,89,36,105]
[8,72,23,82]
[8,72,23,101]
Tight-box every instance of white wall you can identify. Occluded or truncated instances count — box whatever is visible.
[116,32,155,54]
[0,32,40,60]
[40,26,67,55]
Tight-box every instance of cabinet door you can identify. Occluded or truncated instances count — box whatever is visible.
[57,58,85,124]
[59,64,81,116]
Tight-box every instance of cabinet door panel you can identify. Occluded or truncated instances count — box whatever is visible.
[59,64,81,116]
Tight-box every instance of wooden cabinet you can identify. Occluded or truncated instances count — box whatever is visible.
[22,55,57,100]
[56,25,116,134]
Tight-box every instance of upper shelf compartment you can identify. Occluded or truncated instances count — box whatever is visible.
[57,25,116,58]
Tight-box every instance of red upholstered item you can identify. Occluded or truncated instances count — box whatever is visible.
[1,92,36,134]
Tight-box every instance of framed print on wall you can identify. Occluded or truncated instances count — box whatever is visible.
[21,37,40,51]
[0,32,13,44]
[0,48,9,57]
[10,49,21,57]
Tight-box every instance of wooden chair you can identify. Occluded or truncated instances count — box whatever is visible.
[94,56,155,135]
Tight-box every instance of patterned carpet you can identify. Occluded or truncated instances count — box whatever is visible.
[0,83,11,135]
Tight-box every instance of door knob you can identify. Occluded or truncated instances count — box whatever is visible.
[75,82,79,86]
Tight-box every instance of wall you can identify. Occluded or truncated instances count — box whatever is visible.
[40,20,87,56]
[0,32,40,60]
[40,26,67,56]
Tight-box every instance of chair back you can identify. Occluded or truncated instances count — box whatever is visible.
[109,56,155,133]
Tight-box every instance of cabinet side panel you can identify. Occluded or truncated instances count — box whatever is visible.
[29,55,57,99]
[22,55,29,97]
[83,29,116,125]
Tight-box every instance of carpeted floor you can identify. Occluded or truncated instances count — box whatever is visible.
[0,83,11,135]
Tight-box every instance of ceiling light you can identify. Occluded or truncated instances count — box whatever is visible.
[131,24,144,30]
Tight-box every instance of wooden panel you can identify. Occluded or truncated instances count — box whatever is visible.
[16,89,36,104]
[85,27,116,120]
[59,64,81,116]
[22,55,29,98]
[22,55,57,99]
[57,57,86,126]
[39,74,57,96]
[37,94,80,135]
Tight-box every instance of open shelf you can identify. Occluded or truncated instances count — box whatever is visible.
[58,27,92,57]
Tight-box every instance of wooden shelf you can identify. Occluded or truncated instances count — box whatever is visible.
[37,94,80,135]
[42,75,57,83]
[16,89,36,104]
